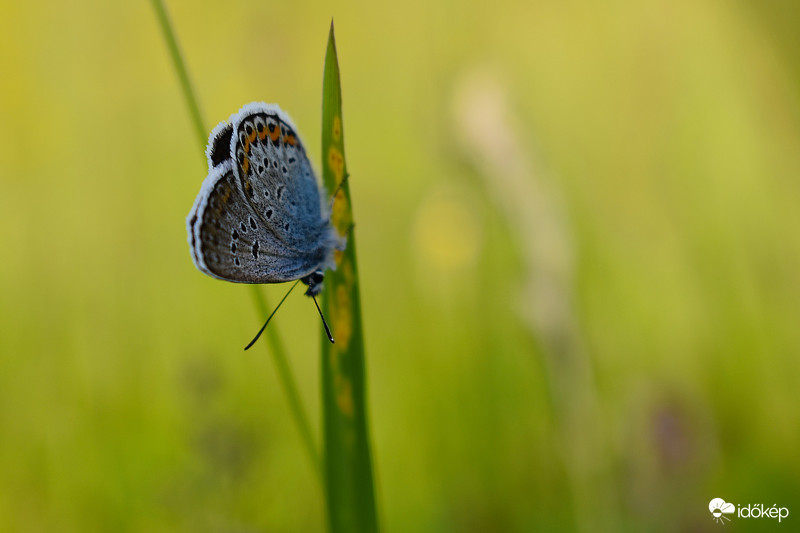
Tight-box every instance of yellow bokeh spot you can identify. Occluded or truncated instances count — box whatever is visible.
[413,189,482,272]
[332,116,342,141]
[328,146,344,181]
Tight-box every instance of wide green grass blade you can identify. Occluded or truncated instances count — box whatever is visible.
[320,22,379,533]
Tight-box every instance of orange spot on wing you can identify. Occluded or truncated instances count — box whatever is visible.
[248,129,257,143]
[242,157,250,174]
[270,127,281,142]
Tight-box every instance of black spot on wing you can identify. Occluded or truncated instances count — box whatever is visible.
[189,214,197,248]
[209,125,233,167]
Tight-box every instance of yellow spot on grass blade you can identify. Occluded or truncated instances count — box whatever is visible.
[335,372,354,417]
[332,115,342,141]
[328,146,344,181]
[332,283,352,349]
[331,189,351,236]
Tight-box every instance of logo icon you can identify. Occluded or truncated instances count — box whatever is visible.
[709,498,735,524]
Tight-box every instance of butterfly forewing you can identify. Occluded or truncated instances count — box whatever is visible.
[206,122,234,170]
[229,103,330,255]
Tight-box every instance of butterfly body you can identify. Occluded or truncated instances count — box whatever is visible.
[187,103,339,295]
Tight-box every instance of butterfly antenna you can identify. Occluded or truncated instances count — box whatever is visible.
[244,280,300,351]
[311,294,335,343]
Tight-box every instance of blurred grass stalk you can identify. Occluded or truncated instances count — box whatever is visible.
[150,0,321,478]
[453,70,621,532]
[319,23,380,533]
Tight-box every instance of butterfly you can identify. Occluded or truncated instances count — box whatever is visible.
[186,102,342,347]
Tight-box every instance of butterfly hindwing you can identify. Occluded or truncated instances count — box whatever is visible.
[187,161,328,283]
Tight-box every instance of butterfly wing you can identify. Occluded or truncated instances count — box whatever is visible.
[187,102,337,284]
[205,121,233,170]
[229,103,334,255]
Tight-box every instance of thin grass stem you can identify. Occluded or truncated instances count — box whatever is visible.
[149,0,321,481]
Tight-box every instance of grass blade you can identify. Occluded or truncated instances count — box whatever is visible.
[150,0,321,480]
[320,22,379,533]
[148,0,206,149]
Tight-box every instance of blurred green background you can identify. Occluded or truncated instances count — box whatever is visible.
[1,0,799,531]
